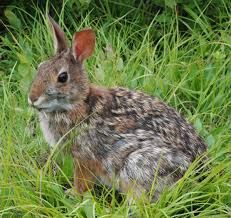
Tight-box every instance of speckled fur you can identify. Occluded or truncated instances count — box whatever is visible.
[34,85,207,198]
[29,19,207,199]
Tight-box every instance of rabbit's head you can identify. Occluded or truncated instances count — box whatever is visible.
[28,16,95,112]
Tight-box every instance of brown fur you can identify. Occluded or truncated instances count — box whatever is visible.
[115,117,137,133]
[72,147,109,194]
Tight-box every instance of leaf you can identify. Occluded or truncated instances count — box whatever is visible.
[130,79,138,89]
[17,63,31,77]
[220,31,231,44]
[19,79,31,94]
[4,9,22,30]
[165,0,176,9]
[0,71,4,77]
[155,13,172,23]
[104,44,115,59]
[83,193,95,218]
[194,118,203,133]
[204,63,214,82]
[79,0,91,6]
[16,43,33,65]
[116,57,124,71]
[18,63,33,93]
[95,65,105,82]
[206,135,215,148]
[212,51,226,61]
[16,52,31,65]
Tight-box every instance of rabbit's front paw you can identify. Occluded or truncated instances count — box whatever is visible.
[75,178,93,194]
[73,161,95,195]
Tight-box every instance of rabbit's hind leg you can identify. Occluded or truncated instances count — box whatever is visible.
[117,148,168,201]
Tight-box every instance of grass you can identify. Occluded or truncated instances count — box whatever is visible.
[0,0,231,217]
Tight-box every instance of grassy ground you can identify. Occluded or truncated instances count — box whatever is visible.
[0,1,230,217]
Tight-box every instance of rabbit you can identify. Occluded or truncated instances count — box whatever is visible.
[28,16,207,200]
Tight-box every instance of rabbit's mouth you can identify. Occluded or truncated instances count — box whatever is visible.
[37,107,53,113]
[37,105,71,113]
[35,103,73,113]
[29,94,73,113]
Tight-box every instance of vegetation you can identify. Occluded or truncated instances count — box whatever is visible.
[0,0,230,217]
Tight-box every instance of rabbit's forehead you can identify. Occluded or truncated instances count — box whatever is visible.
[38,54,70,75]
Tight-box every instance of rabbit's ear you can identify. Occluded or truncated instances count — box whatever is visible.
[48,16,68,54]
[72,29,95,62]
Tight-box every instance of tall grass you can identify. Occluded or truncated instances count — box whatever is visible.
[0,0,230,217]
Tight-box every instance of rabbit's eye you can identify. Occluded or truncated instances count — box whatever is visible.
[58,72,68,83]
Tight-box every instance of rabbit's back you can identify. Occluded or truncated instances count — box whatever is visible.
[81,87,206,158]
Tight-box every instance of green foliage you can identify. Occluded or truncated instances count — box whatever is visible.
[0,0,230,217]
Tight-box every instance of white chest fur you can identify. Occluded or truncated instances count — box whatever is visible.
[39,112,57,147]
